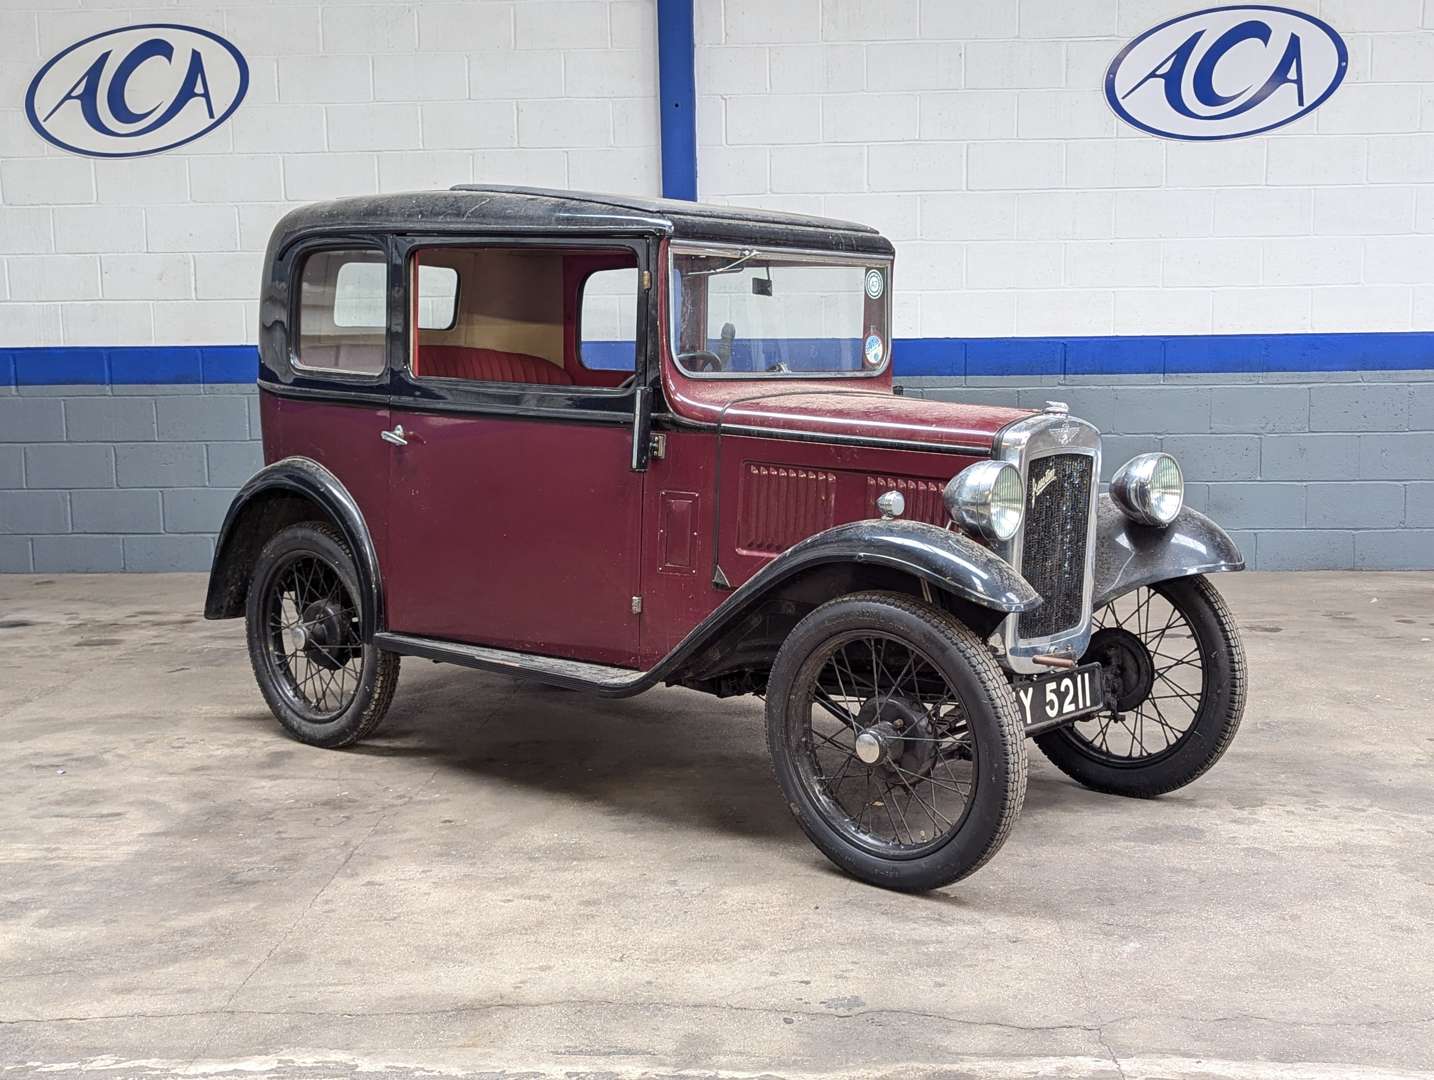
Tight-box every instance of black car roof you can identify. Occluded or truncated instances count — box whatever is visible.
[268,185,894,257]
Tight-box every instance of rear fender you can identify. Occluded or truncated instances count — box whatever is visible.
[203,457,383,637]
[1092,494,1245,610]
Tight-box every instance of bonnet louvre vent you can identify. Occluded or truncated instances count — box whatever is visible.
[737,464,836,555]
[863,475,945,526]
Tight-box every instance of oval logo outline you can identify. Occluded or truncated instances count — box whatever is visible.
[25,23,249,159]
[1105,4,1348,142]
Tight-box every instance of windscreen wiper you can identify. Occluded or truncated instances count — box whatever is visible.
[686,248,758,277]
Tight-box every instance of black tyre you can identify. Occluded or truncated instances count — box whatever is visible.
[245,522,400,748]
[766,591,1027,892]
[1034,575,1245,797]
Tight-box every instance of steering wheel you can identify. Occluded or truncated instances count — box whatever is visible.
[681,350,725,373]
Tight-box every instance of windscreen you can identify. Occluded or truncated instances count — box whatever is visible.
[670,247,890,377]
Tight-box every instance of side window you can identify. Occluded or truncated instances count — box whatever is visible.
[579,267,639,373]
[409,246,638,389]
[295,249,387,376]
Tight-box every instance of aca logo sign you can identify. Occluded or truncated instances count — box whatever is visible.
[26,24,248,158]
[1105,5,1347,141]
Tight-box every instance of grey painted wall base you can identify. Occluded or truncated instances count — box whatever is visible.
[897,371,1434,571]
[0,384,262,573]
[3,374,1433,572]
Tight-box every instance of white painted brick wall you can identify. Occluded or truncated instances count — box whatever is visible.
[101,255,194,301]
[0,0,660,349]
[2,0,1433,350]
[694,0,1434,340]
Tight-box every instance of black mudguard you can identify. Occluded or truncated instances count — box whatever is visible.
[748,517,1040,615]
[203,457,383,636]
[651,518,1039,683]
[1092,494,1245,610]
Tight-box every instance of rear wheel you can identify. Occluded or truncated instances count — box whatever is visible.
[766,592,1027,892]
[245,522,399,748]
[1034,575,1245,797]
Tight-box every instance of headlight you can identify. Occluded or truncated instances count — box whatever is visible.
[944,460,1024,543]
[1111,453,1184,527]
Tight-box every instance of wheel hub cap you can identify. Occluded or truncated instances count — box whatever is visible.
[854,729,884,764]
[1086,626,1155,712]
[852,695,933,774]
[298,599,346,670]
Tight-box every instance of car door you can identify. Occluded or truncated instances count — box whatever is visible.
[380,238,647,668]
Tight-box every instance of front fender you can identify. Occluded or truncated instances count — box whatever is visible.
[651,519,1038,685]
[203,457,383,637]
[1092,494,1245,610]
[774,518,1040,614]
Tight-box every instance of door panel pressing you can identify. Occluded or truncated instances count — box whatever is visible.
[384,411,643,667]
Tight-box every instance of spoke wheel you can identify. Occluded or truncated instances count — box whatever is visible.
[261,551,364,722]
[1034,575,1246,798]
[1068,585,1203,766]
[767,591,1027,892]
[245,522,400,748]
[797,632,977,858]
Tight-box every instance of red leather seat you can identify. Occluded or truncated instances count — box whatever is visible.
[417,345,572,385]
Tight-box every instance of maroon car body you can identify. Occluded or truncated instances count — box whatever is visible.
[205,187,1248,891]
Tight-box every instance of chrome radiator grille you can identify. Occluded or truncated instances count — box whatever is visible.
[1016,454,1094,640]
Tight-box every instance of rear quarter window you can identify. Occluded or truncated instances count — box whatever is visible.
[294,250,387,376]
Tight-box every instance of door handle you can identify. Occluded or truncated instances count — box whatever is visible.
[380,425,408,447]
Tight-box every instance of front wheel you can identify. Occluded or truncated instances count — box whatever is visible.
[766,592,1027,892]
[245,522,400,748]
[1034,575,1246,797]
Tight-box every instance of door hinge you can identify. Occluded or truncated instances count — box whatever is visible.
[641,269,652,289]
[650,432,667,460]
[630,595,643,614]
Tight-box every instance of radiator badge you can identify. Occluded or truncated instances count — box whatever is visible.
[1043,401,1075,445]
[1032,467,1057,499]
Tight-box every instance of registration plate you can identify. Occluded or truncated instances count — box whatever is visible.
[1014,663,1104,729]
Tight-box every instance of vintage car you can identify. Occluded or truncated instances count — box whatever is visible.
[205,186,1247,891]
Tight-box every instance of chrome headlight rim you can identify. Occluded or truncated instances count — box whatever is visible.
[943,460,1025,543]
[1111,452,1184,527]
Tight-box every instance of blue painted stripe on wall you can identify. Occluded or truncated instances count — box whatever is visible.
[894,332,1434,378]
[4,333,1434,386]
[655,0,697,201]
[3,345,259,387]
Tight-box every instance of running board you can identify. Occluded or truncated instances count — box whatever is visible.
[377,631,1084,722]
[373,632,654,697]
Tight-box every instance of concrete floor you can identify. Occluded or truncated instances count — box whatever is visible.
[1,571,1432,1080]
